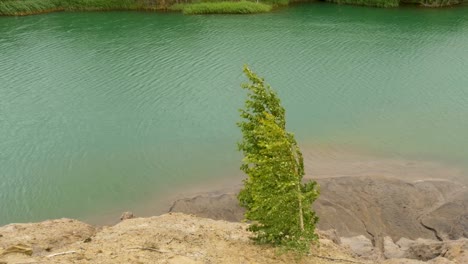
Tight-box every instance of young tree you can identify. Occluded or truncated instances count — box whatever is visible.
[237,65,319,253]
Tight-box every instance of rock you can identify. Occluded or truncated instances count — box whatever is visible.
[7,213,359,264]
[404,239,468,262]
[0,244,33,256]
[341,235,376,257]
[0,218,95,257]
[396,237,418,252]
[427,257,455,264]
[381,259,425,264]
[168,255,203,264]
[419,190,468,240]
[120,212,135,221]
[405,240,445,261]
[320,229,342,245]
[380,239,468,263]
[384,236,405,259]
[314,176,468,249]
[441,239,468,263]
[169,176,468,251]
[170,193,245,222]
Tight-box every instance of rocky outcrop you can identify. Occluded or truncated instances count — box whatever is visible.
[120,211,135,221]
[0,213,362,264]
[315,177,467,247]
[0,218,96,263]
[0,218,96,255]
[419,190,468,241]
[169,176,468,262]
[169,193,244,222]
[170,176,467,243]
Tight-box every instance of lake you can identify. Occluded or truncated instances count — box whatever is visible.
[1,4,467,225]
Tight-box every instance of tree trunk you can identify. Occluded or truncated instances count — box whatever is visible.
[297,184,304,231]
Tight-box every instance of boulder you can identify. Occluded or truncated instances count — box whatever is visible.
[169,176,468,255]
[120,211,135,221]
[384,236,405,259]
[170,193,244,222]
[341,235,376,257]
[0,218,95,260]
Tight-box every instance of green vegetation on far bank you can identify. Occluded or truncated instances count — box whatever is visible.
[0,0,274,16]
[0,0,159,16]
[327,0,466,7]
[327,0,399,8]
[175,1,272,15]
[418,0,464,6]
[0,0,466,16]
[0,0,58,15]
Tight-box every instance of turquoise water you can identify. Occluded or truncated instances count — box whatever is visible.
[1,4,467,225]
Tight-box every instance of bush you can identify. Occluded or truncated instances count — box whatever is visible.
[61,0,142,11]
[0,0,148,15]
[327,0,399,7]
[237,65,319,254]
[0,0,60,15]
[419,0,463,6]
[181,1,272,14]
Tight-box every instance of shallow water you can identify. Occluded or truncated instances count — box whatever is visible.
[1,4,468,225]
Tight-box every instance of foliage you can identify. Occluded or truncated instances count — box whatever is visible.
[168,3,187,10]
[62,0,143,11]
[261,0,290,6]
[0,0,158,15]
[0,0,60,15]
[419,0,463,6]
[327,0,399,7]
[181,1,272,14]
[237,65,319,254]
[1,0,466,16]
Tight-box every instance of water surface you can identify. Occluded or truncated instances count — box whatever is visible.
[1,4,468,225]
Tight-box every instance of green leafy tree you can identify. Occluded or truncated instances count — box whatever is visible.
[237,65,319,253]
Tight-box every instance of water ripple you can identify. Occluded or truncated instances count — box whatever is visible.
[1,4,468,225]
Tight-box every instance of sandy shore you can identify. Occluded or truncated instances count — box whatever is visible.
[1,147,467,263]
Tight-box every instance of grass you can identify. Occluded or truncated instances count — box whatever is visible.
[62,0,143,11]
[1,0,466,16]
[0,0,157,15]
[419,0,463,6]
[0,0,272,15]
[0,0,60,15]
[262,0,290,6]
[180,1,272,14]
[327,0,399,7]
[328,0,465,7]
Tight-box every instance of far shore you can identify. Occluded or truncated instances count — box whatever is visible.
[1,1,467,17]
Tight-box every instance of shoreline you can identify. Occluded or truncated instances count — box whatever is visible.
[167,175,468,260]
[79,145,468,227]
[1,174,466,263]
[0,213,369,264]
[1,1,467,17]
[15,145,466,228]
[1,145,465,228]
[1,147,467,262]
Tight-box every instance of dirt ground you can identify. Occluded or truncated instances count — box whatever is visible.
[0,213,366,264]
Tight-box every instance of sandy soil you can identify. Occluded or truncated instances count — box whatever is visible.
[0,213,365,264]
